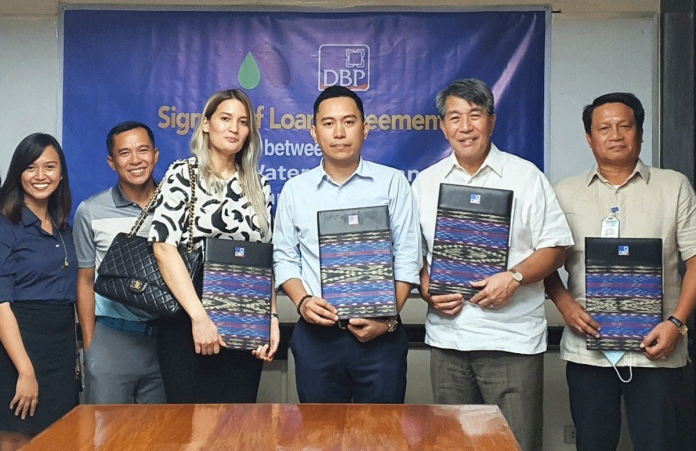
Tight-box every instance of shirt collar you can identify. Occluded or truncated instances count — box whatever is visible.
[315,157,372,187]
[111,184,132,207]
[586,158,650,186]
[111,181,158,208]
[20,206,41,227]
[443,143,504,179]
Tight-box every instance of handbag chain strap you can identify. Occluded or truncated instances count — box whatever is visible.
[185,160,197,253]
[128,159,197,254]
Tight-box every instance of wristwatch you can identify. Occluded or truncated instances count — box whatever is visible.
[509,268,524,284]
[384,316,399,333]
[667,315,688,336]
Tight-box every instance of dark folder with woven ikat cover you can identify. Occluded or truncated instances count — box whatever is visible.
[585,237,663,352]
[318,205,397,319]
[428,183,513,299]
[202,239,273,351]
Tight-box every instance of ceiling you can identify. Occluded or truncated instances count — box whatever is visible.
[0,0,660,18]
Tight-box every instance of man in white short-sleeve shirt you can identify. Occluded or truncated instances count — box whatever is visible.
[412,78,573,451]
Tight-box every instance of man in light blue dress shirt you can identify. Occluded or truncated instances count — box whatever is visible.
[273,86,422,403]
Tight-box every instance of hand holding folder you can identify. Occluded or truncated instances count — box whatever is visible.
[428,183,514,305]
[585,237,663,352]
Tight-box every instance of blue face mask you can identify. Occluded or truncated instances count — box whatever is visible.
[603,351,632,383]
[603,350,624,366]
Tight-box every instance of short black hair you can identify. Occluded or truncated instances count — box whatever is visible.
[313,86,365,124]
[106,121,155,156]
[582,93,644,134]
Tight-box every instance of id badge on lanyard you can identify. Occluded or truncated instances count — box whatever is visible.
[600,207,620,238]
[599,206,631,382]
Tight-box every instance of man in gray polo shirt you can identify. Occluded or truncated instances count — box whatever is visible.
[74,121,165,403]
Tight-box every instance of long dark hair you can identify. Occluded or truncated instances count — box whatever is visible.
[0,133,72,229]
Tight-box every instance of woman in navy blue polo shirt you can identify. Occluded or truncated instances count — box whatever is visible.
[0,133,78,435]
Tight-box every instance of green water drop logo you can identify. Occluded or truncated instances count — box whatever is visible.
[238,52,261,90]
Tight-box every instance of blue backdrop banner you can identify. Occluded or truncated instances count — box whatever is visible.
[63,9,548,210]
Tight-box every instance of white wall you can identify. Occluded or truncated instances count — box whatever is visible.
[548,15,658,184]
[0,17,60,175]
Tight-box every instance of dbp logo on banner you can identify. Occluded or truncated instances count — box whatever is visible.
[318,44,370,91]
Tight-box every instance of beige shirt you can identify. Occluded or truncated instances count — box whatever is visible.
[555,159,696,368]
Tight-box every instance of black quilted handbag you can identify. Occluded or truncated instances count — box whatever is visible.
[94,160,202,317]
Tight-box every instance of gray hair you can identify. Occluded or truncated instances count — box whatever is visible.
[435,78,495,118]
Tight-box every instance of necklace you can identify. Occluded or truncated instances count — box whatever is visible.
[51,219,69,268]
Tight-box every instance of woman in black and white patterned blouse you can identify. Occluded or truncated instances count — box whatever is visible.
[149,89,278,403]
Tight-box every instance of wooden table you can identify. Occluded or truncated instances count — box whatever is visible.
[15,403,520,450]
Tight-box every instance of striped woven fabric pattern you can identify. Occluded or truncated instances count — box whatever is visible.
[320,230,397,318]
[429,208,509,298]
[202,263,272,350]
[586,264,662,351]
